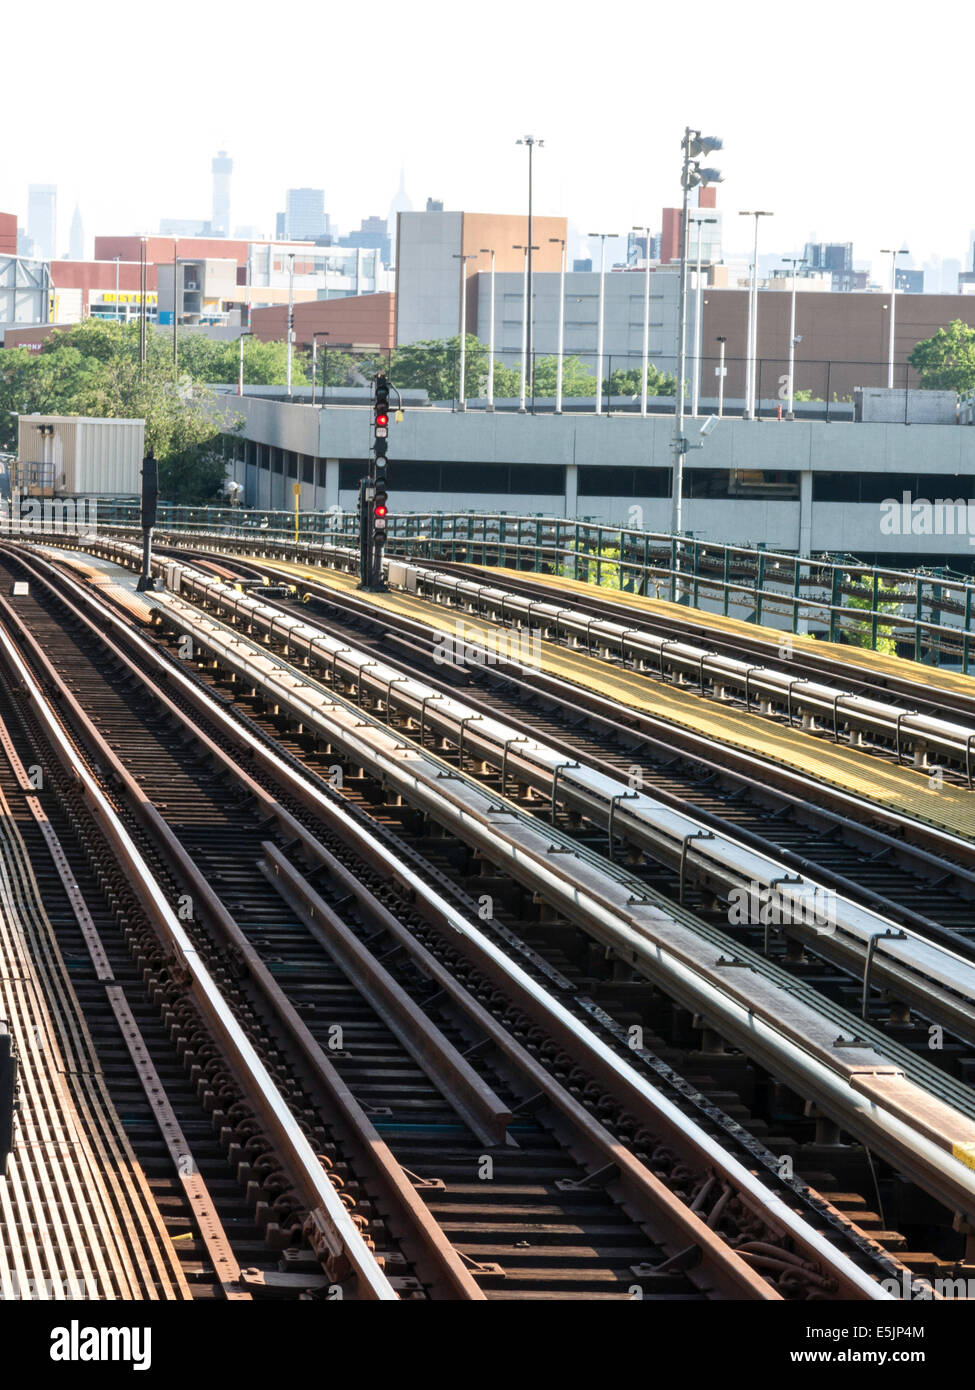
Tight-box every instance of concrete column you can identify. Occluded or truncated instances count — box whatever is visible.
[565,462,578,521]
[323,458,340,511]
[799,470,812,555]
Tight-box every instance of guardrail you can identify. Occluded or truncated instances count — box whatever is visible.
[40,502,975,672]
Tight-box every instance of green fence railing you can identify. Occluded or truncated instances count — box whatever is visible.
[66,502,975,672]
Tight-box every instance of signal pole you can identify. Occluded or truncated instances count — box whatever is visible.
[359,373,390,591]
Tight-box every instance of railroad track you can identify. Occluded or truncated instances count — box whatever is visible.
[20,536,973,1295]
[157,545,975,1038]
[0,542,905,1301]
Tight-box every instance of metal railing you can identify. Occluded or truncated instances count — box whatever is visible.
[84,503,975,671]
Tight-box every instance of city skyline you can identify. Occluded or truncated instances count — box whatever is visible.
[3,0,971,281]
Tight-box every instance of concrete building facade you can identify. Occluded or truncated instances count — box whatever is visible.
[474,265,682,378]
[216,395,975,568]
[395,209,567,346]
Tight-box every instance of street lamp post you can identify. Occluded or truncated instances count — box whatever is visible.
[172,242,180,372]
[286,252,296,398]
[238,329,254,397]
[549,236,566,414]
[114,256,121,323]
[452,253,476,409]
[479,247,496,410]
[516,136,543,399]
[633,224,653,417]
[513,244,530,412]
[311,331,329,407]
[739,211,773,419]
[881,246,909,390]
[716,336,727,417]
[589,233,617,415]
[782,256,807,418]
[690,214,717,417]
[672,130,723,539]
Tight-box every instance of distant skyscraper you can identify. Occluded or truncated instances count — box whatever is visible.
[339,215,391,264]
[69,204,84,261]
[211,150,232,238]
[387,169,413,267]
[285,188,327,241]
[27,185,57,260]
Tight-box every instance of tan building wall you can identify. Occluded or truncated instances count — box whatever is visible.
[701,289,975,404]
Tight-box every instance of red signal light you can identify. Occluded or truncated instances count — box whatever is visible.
[375,412,389,427]
[374,504,388,518]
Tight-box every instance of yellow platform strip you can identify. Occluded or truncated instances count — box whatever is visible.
[954,1142,975,1172]
[477,563,975,700]
[256,558,975,843]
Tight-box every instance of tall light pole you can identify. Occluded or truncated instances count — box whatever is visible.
[881,246,909,390]
[716,336,727,418]
[286,252,296,398]
[589,232,617,415]
[238,329,254,397]
[690,214,717,417]
[633,224,653,416]
[672,130,723,538]
[516,136,543,398]
[549,236,566,413]
[172,241,180,372]
[782,256,806,419]
[513,243,530,412]
[311,331,329,407]
[114,255,121,323]
[739,211,773,419]
[452,252,476,409]
[480,247,496,410]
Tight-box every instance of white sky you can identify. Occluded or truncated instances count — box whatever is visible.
[5,0,973,280]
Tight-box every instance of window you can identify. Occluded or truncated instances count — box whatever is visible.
[685,469,800,500]
[578,466,670,498]
[812,472,975,503]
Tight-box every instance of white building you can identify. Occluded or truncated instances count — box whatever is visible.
[211,151,232,238]
[474,266,684,380]
[27,186,57,262]
[285,188,328,242]
[247,242,393,302]
[0,255,50,327]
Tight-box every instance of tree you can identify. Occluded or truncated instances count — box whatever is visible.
[604,363,677,398]
[391,335,488,399]
[908,319,975,393]
[1,321,238,501]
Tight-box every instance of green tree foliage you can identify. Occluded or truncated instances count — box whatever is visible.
[0,321,246,501]
[392,335,488,399]
[908,319,975,393]
[604,363,677,398]
[842,576,902,655]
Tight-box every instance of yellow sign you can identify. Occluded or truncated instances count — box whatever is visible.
[102,292,158,304]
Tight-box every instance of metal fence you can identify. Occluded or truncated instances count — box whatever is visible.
[275,344,952,420]
[86,502,975,671]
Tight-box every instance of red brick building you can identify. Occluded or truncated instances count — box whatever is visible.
[0,213,17,257]
[251,293,395,352]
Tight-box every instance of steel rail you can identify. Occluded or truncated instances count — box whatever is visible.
[0,611,398,1302]
[115,574,975,1227]
[145,560,975,1046]
[3,546,906,1299]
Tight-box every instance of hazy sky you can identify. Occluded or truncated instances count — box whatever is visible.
[5,0,972,280]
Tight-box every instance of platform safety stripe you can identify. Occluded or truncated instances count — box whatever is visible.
[953,1142,975,1171]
